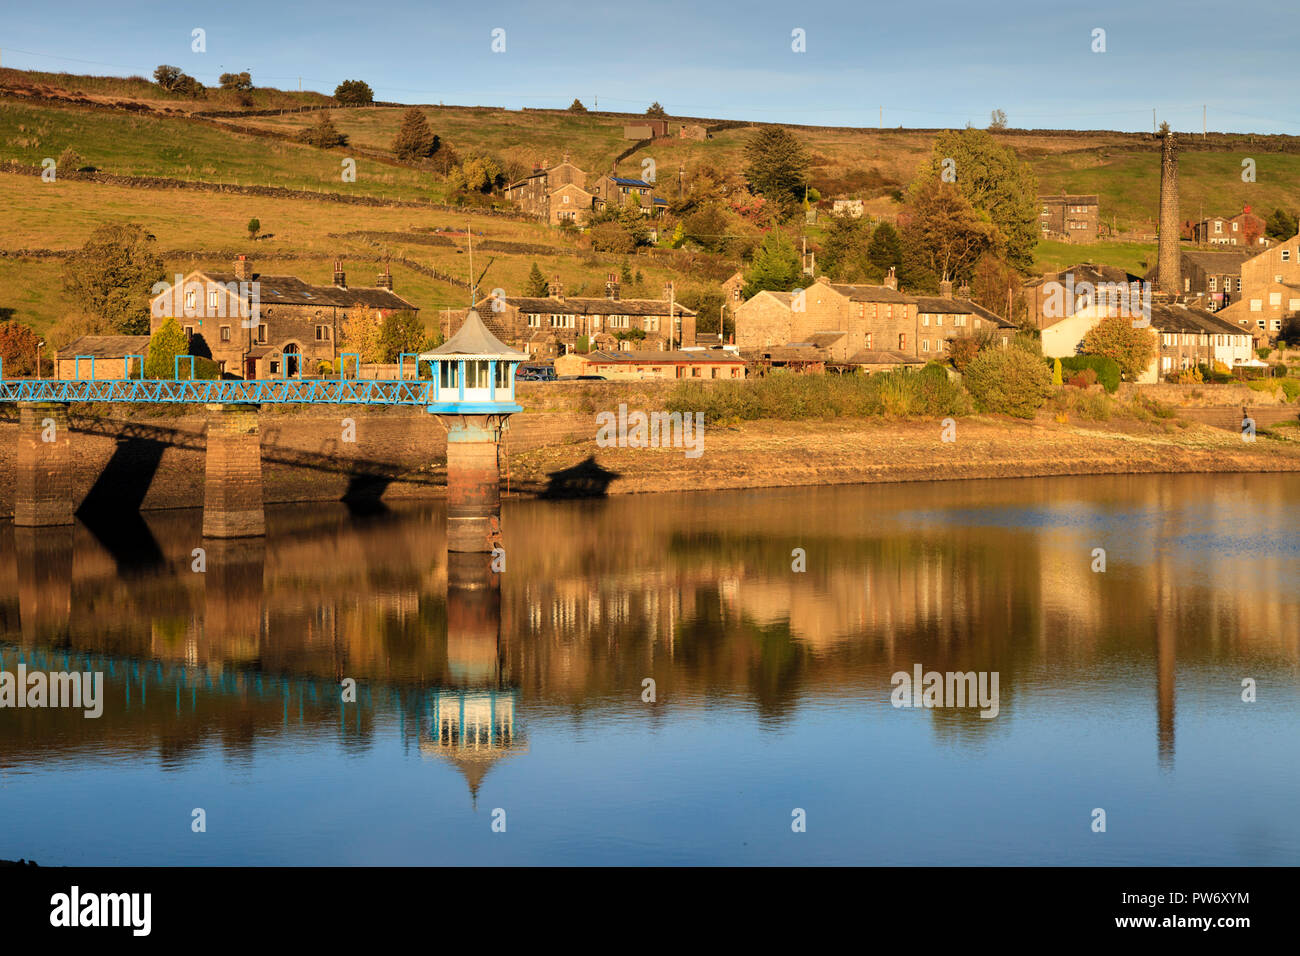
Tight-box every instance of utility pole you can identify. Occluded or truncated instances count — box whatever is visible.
[1203,104,1207,138]
[467,222,475,307]
[669,281,675,351]
[1153,108,1157,133]
[879,105,882,129]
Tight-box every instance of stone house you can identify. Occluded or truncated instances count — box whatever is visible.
[1225,231,1300,339]
[1154,249,1255,310]
[557,348,746,381]
[441,279,697,359]
[590,174,665,216]
[1038,194,1100,241]
[623,119,669,139]
[549,182,593,225]
[148,256,418,379]
[678,124,711,141]
[1021,263,1142,330]
[54,335,150,380]
[734,272,1015,370]
[1191,207,1269,247]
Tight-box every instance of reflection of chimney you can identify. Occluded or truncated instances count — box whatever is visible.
[375,265,393,290]
[334,259,347,288]
[1157,128,1181,296]
[234,254,252,281]
[884,267,898,291]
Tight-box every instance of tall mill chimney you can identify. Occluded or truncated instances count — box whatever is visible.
[1157,126,1181,297]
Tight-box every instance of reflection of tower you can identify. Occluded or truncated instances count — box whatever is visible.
[14,525,73,645]
[420,551,526,805]
[1155,603,1175,769]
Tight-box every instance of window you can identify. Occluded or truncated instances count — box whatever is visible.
[1209,277,1217,291]
[921,339,930,352]
[208,291,219,311]
[1282,250,1291,262]
[935,315,942,326]
[495,362,511,389]
[1232,222,1239,231]
[185,290,197,310]
[220,325,231,342]
[644,316,659,332]
[528,314,541,328]
[1215,221,1222,233]
[1272,319,1282,331]
[269,361,280,374]
[864,333,872,349]
[439,361,459,390]
[257,324,268,343]
[898,333,906,350]
[955,315,966,327]
[1250,300,1262,312]
[1270,292,1282,306]
[315,325,331,341]
[183,325,195,338]
[1162,356,1172,372]
[922,314,930,327]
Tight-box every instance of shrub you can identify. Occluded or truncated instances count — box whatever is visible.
[1066,368,1098,389]
[1257,346,1273,360]
[1051,357,1063,386]
[334,80,374,105]
[297,113,348,148]
[1280,378,1300,402]
[1059,354,1120,393]
[1081,315,1157,380]
[947,336,981,372]
[965,347,1053,418]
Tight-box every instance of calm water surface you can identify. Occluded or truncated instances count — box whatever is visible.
[1,474,1298,865]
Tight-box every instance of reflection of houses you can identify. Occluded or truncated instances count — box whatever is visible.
[147,256,417,379]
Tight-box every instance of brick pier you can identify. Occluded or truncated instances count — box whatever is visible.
[202,404,265,539]
[444,415,506,553]
[14,401,73,527]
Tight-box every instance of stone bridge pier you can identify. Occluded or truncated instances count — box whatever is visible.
[14,401,73,527]
[202,404,265,539]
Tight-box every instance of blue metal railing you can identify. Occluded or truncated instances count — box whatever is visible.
[0,377,439,405]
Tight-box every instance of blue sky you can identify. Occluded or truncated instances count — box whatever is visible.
[2,0,1295,133]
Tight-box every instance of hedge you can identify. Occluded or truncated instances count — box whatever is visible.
[1047,355,1120,393]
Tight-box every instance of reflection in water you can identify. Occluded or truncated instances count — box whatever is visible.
[1,473,1298,864]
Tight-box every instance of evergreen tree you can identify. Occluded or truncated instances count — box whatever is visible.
[524,262,550,297]
[867,221,903,277]
[742,233,801,298]
[297,113,348,148]
[392,108,439,161]
[743,127,810,219]
[145,318,189,379]
[1265,207,1298,241]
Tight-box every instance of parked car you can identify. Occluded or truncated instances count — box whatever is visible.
[515,364,556,382]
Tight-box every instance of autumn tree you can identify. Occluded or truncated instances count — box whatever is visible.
[339,304,385,364]
[219,72,253,91]
[446,155,504,195]
[153,65,183,90]
[392,108,440,160]
[921,129,1039,270]
[742,232,801,298]
[1081,315,1158,380]
[0,320,42,376]
[989,109,1008,131]
[743,126,810,219]
[969,252,1025,323]
[899,177,997,286]
[62,222,165,334]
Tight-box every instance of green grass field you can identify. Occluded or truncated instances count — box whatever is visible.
[1031,240,1158,275]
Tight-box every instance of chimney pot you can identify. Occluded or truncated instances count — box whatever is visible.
[234,255,252,281]
[334,259,347,288]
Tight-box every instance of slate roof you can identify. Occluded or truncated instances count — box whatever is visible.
[57,335,150,359]
[196,272,417,311]
[842,349,926,366]
[828,283,913,304]
[505,296,696,317]
[424,311,526,360]
[1027,263,1141,288]
[610,177,653,188]
[1147,304,1251,335]
[584,349,744,364]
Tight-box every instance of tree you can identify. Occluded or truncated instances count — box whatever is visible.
[334,80,374,105]
[946,336,982,372]
[297,113,348,148]
[923,129,1039,271]
[524,263,550,297]
[446,154,504,195]
[682,204,731,254]
[153,65,183,90]
[1265,208,1298,241]
[378,311,426,362]
[867,221,903,277]
[392,108,439,161]
[646,102,667,117]
[588,221,637,254]
[969,252,1023,322]
[964,347,1053,418]
[56,147,85,174]
[339,304,385,364]
[744,127,810,219]
[219,72,253,91]
[742,232,800,298]
[145,318,189,379]
[247,217,260,241]
[989,109,1008,131]
[1081,315,1158,380]
[173,74,205,98]
[899,177,997,285]
[568,99,587,112]
[62,223,165,335]
[819,213,873,281]
[0,320,41,376]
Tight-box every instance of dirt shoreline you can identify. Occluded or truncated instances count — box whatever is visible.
[0,404,1297,517]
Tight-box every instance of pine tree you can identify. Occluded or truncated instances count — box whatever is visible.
[742,233,801,298]
[524,262,550,297]
[392,108,439,161]
[743,127,809,218]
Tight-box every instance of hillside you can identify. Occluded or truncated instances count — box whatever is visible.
[3,67,1300,344]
